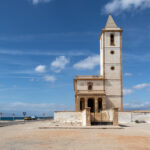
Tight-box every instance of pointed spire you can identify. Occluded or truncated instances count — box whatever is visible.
[105,14,118,28]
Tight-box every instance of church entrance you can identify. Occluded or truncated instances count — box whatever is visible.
[98,98,102,112]
[88,98,95,112]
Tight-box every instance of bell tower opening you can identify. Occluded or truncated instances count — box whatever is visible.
[110,33,115,46]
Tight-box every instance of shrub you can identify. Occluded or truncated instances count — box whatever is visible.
[135,120,146,123]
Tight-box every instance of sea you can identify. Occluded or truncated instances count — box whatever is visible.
[0,117,24,121]
[0,117,53,121]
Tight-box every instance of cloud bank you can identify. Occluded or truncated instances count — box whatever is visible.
[124,102,150,110]
[30,0,52,5]
[43,75,56,82]
[104,0,150,14]
[133,83,150,89]
[73,55,100,70]
[123,83,150,96]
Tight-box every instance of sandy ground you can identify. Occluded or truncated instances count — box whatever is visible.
[0,120,150,150]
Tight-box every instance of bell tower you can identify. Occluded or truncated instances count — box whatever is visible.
[99,15,123,111]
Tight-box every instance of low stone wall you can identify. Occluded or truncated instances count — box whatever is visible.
[54,108,116,126]
[54,111,82,126]
[118,112,132,123]
[132,112,150,123]
[119,111,150,123]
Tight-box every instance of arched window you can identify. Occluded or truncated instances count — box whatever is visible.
[88,82,93,90]
[88,85,92,90]
[110,34,115,46]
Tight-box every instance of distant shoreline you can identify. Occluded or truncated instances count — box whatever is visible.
[0,117,53,121]
[0,117,24,121]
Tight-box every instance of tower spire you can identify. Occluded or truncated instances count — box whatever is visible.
[105,14,118,28]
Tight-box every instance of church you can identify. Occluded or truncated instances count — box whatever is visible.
[74,14,123,114]
[55,14,123,126]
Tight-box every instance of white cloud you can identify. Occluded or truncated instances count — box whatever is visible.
[124,73,133,77]
[43,75,56,82]
[30,0,52,5]
[123,88,133,95]
[73,55,100,70]
[133,83,150,89]
[0,32,96,42]
[124,102,150,110]
[0,48,91,57]
[104,0,150,14]
[51,56,69,73]
[123,83,150,96]
[35,65,46,73]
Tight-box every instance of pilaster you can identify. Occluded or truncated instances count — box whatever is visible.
[95,97,98,113]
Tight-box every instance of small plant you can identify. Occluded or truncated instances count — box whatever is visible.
[135,120,140,123]
[135,120,146,123]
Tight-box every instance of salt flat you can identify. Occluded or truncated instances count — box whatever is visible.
[0,120,150,150]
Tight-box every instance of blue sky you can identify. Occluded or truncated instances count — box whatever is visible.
[0,0,150,116]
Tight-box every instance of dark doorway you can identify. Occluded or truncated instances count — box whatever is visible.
[80,98,85,111]
[88,98,95,112]
[98,98,102,112]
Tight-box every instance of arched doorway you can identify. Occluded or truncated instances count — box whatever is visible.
[98,98,102,112]
[88,98,95,112]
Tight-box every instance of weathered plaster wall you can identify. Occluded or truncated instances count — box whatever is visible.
[118,112,150,123]
[77,80,104,91]
[54,109,115,126]
[105,47,120,63]
[118,112,132,123]
[106,96,121,109]
[54,111,82,124]
[100,31,122,111]
[92,109,114,122]
[54,110,90,126]
[105,80,121,95]
[105,64,121,79]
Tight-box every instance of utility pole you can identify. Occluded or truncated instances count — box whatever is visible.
[23,112,26,118]
[12,113,15,121]
[23,112,26,123]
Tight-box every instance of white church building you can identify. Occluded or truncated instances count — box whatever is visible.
[55,15,123,126]
[74,14,123,114]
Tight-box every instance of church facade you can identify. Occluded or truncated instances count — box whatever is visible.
[74,15,123,119]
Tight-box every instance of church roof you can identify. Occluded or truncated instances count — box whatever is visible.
[105,14,118,28]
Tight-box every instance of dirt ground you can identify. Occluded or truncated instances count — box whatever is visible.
[0,120,150,150]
